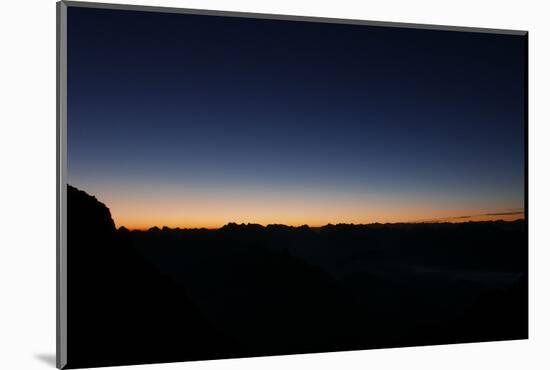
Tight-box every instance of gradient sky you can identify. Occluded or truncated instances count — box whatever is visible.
[67,7,526,229]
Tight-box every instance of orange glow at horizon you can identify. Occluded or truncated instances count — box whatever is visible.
[85,185,524,230]
[69,179,524,230]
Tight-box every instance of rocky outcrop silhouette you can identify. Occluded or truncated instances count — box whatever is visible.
[66,185,229,368]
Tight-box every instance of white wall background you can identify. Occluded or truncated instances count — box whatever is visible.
[0,0,548,369]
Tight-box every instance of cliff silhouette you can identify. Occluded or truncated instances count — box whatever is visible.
[65,185,527,368]
[66,185,229,368]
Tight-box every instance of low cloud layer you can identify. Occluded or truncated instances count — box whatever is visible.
[484,211,524,216]
[437,209,524,222]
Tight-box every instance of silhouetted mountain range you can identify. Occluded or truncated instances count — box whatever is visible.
[65,185,527,368]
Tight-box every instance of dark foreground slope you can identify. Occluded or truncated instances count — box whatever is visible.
[66,185,527,368]
[66,186,230,368]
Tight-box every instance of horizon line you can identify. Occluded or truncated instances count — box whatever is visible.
[119,217,525,232]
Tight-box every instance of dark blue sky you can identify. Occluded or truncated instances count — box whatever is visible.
[67,6,526,228]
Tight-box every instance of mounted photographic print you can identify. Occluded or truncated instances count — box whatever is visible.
[56,1,528,368]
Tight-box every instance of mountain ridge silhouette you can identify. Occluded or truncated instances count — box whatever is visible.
[123,218,525,232]
[64,184,527,369]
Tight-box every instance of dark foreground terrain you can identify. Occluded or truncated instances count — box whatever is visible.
[66,185,527,368]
